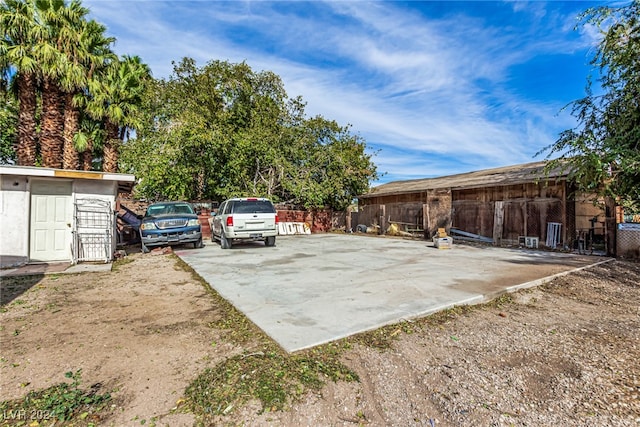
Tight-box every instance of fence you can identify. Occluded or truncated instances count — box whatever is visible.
[617,223,640,258]
[355,202,425,235]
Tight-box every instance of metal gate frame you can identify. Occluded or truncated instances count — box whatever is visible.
[72,198,114,264]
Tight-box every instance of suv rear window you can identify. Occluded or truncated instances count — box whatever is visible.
[231,200,275,214]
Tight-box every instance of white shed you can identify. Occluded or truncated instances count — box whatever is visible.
[0,165,135,267]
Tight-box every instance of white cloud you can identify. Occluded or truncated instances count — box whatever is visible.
[83,0,595,182]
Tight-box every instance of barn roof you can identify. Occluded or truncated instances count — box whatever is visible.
[360,160,568,199]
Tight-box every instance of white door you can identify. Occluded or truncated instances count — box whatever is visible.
[30,180,72,262]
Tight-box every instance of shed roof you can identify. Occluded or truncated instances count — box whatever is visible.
[0,165,136,193]
[361,160,567,199]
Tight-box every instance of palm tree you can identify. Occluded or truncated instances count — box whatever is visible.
[1,0,40,166]
[37,0,88,169]
[0,88,20,164]
[61,19,115,170]
[88,55,150,172]
[75,112,105,171]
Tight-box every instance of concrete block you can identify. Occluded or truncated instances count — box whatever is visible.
[434,237,453,249]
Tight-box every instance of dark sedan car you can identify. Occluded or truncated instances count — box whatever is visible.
[139,201,203,253]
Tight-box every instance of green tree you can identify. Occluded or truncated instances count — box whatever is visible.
[283,116,376,210]
[60,18,115,170]
[37,0,89,169]
[2,0,142,172]
[0,89,18,164]
[0,0,40,166]
[122,58,289,200]
[74,111,105,170]
[121,58,378,208]
[542,1,640,207]
[87,54,150,172]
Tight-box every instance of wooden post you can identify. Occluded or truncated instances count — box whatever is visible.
[493,201,504,245]
[605,197,616,257]
[379,204,386,235]
[423,202,430,239]
[345,209,352,233]
[523,198,528,238]
[561,184,567,248]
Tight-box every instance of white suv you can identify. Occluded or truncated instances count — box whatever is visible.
[211,198,279,249]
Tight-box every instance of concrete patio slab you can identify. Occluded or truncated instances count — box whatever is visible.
[176,234,608,353]
[0,261,112,277]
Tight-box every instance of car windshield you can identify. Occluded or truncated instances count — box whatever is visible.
[147,204,194,216]
[232,201,275,214]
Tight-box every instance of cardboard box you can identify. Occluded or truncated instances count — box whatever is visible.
[434,237,453,249]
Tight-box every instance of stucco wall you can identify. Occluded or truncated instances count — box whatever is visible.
[74,180,117,203]
[0,175,30,262]
[1,175,121,266]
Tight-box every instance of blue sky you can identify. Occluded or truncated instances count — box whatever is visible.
[83,0,610,185]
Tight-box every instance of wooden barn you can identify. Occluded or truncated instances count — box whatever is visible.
[357,161,614,253]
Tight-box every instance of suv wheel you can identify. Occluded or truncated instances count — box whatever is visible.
[265,236,276,247]
[221,233,232,249]
[193,237,204,249]
[140,233,150,253]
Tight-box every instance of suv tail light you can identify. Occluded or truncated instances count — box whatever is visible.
[226,216,234,227]
[275,214,279,224]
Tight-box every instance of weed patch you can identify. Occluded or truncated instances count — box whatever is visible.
[352,320,420,350]
[184,343,357,422]
[0,370,112,425]
[111,257,134,271]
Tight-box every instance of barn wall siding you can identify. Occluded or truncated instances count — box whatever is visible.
[358,181,583,248]
[456,183,568,246]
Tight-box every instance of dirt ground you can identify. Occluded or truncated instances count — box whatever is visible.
[1,247,639,426]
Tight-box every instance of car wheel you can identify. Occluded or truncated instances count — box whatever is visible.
[140,232,149,254]
[220,233,232,249]
[265,236,276,247]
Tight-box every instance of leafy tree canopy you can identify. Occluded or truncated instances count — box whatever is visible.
[541,1,640,209]
[120,58,378,210]
[0,89,18,164]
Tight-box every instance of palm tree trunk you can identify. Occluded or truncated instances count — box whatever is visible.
[40,77,65,169]
[82,138,94,171]
[16,73,38,166]
[62,92,80,170]
[103,120,119,172]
